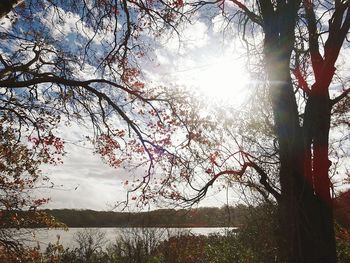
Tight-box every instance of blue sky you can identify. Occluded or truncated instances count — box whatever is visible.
[2,1,349,211]
[9,3,250,211]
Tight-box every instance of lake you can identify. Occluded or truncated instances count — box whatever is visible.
[22,227,237,250]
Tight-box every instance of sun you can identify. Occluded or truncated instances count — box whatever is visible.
[194,57,250,106]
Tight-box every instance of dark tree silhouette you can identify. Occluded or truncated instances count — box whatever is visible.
[0,124,64,257]
[180,1,350,262]
[1,1,350,262]
[0,0,189,197]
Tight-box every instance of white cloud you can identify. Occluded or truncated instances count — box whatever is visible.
[30,8,250,211]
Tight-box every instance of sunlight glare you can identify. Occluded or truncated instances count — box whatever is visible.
[192,57,249,106]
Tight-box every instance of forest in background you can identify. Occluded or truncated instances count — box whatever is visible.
[43,206,247,228]
[14,192,349,228]
[3,203,350,262]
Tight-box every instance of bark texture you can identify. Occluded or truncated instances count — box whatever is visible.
[259,0,337,262]
[0,0,21,18]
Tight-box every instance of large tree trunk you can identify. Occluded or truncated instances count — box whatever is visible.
[0,0,22,18]
[260,0,337,262]
[301,89,336,262]
[266,49,337,263]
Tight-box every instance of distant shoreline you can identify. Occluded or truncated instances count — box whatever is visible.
[21,226,239,229]
[11,206,246,228]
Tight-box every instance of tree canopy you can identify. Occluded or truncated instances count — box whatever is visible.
[1,0,350,262]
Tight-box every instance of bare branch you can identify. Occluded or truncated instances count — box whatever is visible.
[230,0,263,26]
[331,88,350,106]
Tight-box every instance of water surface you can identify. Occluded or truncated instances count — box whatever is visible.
[25,227,236,249]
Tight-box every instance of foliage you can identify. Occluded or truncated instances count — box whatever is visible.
[335,224,350,263]
[0,0,193,206]
[0,123,64,258]
[72,228,108,262]
[234,203,280,262]
[1,0,350,262]
[0,246,43,263]
[105,228,168,263]
[3,211,350,262]
[156,234,207,263]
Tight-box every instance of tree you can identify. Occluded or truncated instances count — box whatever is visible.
[0,123,64,257]
[246,1,349,262]
[0,1,23,19]
[119,0,348,262]
[172,1,349,262]
[0,1,192,258]
[0,0,191,202]
[1,1,350,262]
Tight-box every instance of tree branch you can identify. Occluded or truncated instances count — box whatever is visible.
[184,158,281,205]
[229,0,263,26]
[249,161,281,201]
[293,66,311,95]
[303,0,323,78]
[331,88,350,106]
[0,0,22,19]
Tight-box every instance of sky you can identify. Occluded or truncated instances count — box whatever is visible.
[31,8,251,211]
[41,140,245,211]
[4,2,348,212]
[40,120,247,211]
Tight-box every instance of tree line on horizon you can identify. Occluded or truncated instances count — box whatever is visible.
[32,205,249,228]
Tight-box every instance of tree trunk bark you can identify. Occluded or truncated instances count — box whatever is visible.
[265,56,337,263]
[260,1,337,260]
[302,91,337,262]
[0,0,21,19]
